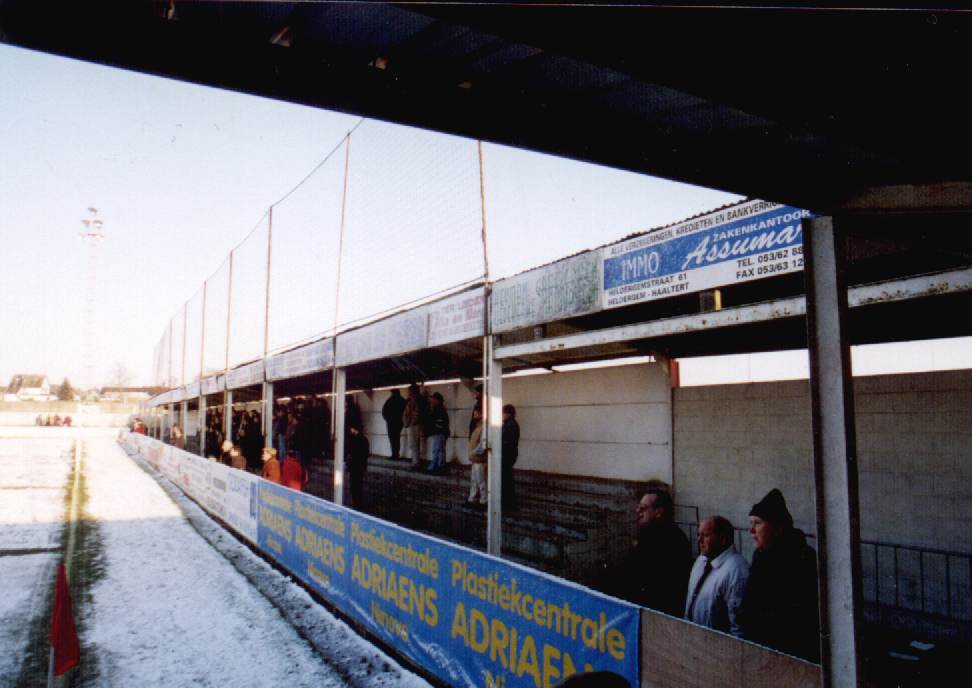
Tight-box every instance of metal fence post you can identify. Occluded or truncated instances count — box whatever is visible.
[333,367,346,506]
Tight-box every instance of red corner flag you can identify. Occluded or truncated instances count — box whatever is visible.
[49,563,80,676]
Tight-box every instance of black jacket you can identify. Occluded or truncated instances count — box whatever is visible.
[382,394,406,428]
[739,529,820,663]
[502,418,520,466]
[427,405,450,437]
[618,521,691,617]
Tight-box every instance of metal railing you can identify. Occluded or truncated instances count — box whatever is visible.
[677,519,972,625]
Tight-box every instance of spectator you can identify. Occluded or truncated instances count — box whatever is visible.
[273,406,288,460]
[685,516,749,637]
[614,487,691,616]
[205,419,221,458]
[425,392,450,475]
[501,404,520,511]
[465,408,487,509]
[286,404,300,463]
[261,447,281,484]
[243,410,263,470]
[280,451,309,492]
[739,488,820,662]
[347,425,370,510]
[309,396,329,461]
[468,383,483,435]
[229,445,247,472]
[219,439,234,466]
[171,424,185,450]
[63,416,72,428]
[382,389,407,460]
[345,395,363,436]
[403,384,424,469]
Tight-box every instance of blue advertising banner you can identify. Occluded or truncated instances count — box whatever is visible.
[344,512,639,688]
[602,200,811,309]
[256,481,353,611]
[129,437,641,688]
[256,483,639,688]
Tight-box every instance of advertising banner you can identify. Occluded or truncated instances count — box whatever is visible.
[336,310,428,367]
[177,451,211,510]
[210,461,259,544]
[602,200,811,309]
[256,481,353,610]
[427,289,485,347]
[225,360,264,390]
[266,338,334,381]
[201,375,223,396]
[130,437,642,687]
[491,252,602,334]
[256,483,639,688]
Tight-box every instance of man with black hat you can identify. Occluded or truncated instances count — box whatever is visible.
[739,488,820,662]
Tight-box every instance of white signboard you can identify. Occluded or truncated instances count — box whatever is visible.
[336,310,428,366]
[201,376,223,396]
[209,462,259,543]
[266,339,334,381]
[601,200,811,309]
[225,361,264,390]
[490,251,602,333]
[427,289,485,347]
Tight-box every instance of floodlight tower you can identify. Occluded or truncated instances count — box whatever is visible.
[79,207,104,391]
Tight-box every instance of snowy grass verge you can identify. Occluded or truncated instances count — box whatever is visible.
[118,440,433,688]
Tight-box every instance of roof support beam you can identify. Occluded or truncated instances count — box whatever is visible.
[494,266,972,361]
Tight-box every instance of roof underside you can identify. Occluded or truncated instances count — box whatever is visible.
[3,2,971,211]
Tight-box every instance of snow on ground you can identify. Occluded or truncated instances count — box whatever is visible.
[0,433,72,549]
[0,428,72,685]
[83,435,348,687]
[84,433,431,688]
[0,552,58,684]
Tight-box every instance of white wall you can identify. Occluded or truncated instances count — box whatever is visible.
[673,369,972,553]
[357,362,673,483]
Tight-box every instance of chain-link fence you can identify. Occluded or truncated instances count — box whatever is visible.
[152,119,487,385]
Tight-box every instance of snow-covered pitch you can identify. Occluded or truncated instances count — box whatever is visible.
[0,427,431,688]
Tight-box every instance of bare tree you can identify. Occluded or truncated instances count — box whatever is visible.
[108,362,135,388]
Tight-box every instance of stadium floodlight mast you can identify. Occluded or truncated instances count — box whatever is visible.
[79,207,104,392]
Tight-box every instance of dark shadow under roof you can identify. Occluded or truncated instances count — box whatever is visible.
[3,2,971,211]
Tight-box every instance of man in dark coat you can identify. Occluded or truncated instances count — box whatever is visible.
[739,488,820,663]
[616,488,692,616]
[381,389,407,460]
[501,404,520,510]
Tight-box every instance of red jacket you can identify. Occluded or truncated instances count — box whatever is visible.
[280,458,308,491]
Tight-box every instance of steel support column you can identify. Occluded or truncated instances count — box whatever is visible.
[198,395,207,457]
[486,342,503,557]
[333,368,346,506]
[180,400,188,440]
[263,381,274,448]
[804,215,863,687]
[224,390,233,444]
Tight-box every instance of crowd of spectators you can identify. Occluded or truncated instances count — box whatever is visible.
[152,384,526,535]
[611,486,820,663]
[35,413,72,427]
